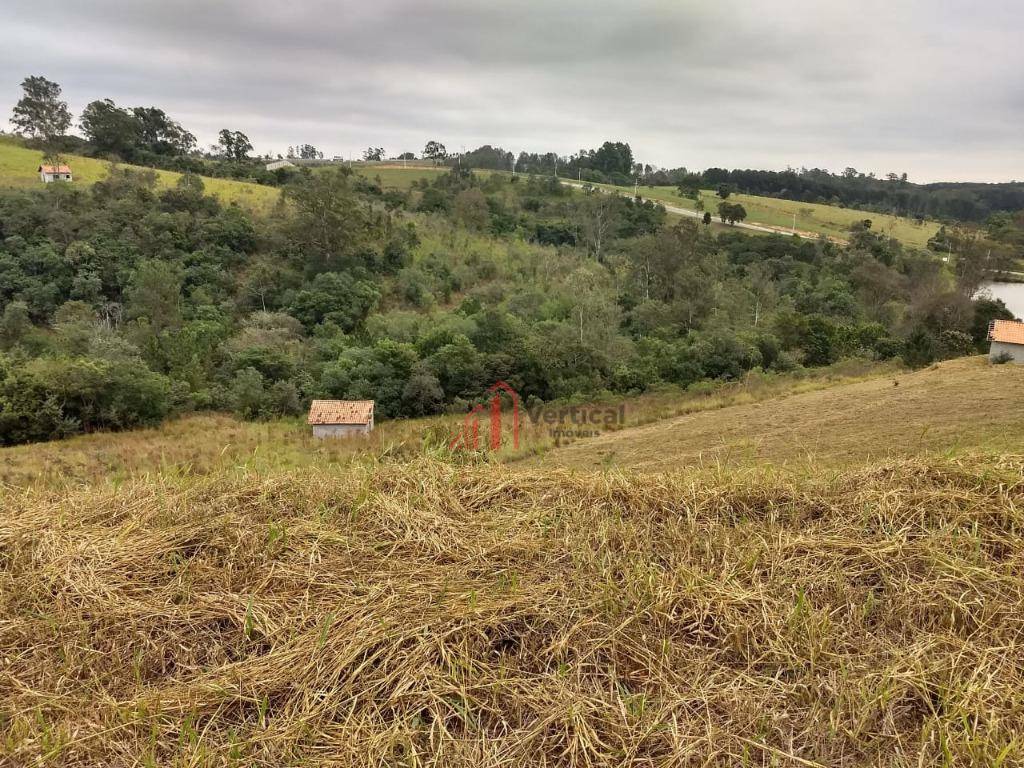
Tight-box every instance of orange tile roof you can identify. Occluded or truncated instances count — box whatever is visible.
[989,319,1024,345]
[308,400,374,425]
[38,165,72,174]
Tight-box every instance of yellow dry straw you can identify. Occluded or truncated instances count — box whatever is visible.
[1,455,1023,766]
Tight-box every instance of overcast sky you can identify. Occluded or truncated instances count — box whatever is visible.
[2,0,1022,183]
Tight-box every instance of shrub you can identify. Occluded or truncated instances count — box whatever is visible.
[0,355,174,444]
[937,330,976,360]
[902,327,938,369]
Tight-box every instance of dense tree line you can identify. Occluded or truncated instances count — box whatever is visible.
[8,75,295,187]
[459,142,637,185]
[687,167,1024,223]
[456,139,1024,224]
[0,160,1012,445]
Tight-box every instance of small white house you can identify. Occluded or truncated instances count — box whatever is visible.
[265,159,295,171]
[308,400,375,439]
[39,164,72,183]
[988,319,1024,363]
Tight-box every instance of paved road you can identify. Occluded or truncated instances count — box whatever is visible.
[562,180,833,242]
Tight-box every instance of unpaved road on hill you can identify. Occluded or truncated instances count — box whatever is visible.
[563,180,841,242]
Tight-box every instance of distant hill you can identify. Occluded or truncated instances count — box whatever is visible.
[586,179,942,249]
[0,135,282,211]
[0,137,450,206]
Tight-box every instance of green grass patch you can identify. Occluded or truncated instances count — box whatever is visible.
[583,178,941,249]
[0,136,281,212]
[348,162,449,189]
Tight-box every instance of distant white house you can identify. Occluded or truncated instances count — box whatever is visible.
[988,319,1024,363]
[265,159,295,171]
[308,400,375,439]
[39,164,72,183]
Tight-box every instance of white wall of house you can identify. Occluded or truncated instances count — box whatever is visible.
[989,340,1024,363]
[40,172,72,183]
[312,423,372,439]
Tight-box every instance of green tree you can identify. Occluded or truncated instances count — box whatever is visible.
[576,192,619,262]
[591,141,634,176]
[902,326,938,368]
[423,141,447,160]
[132,106,195,155]
[218,129,253,161]
[426,335,485,399]
[453,188,490,231]
[566,263,623,354]
[718,202,747,225]
[321,339,418,417]
[284,168,378,273]
[950,225,1013,297]
[970,297,1014,346]
[231,367,267,418]
[288,272,380,330]
[0,356,173,444]
[124,260,184,370]
[401,364,445,415]
[0,301,31,349]
[80,99,140,157]
[11,75,71,140]
[125,261,183,332]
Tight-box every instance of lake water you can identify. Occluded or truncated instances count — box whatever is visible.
[979,282,1024,319]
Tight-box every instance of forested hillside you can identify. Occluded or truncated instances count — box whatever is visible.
[0,159,1014,445]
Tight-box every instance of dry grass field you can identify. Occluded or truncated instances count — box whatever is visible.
[4,357,1024,765]
[538,357,1024,472]
[0,412,444,491]
[3,455,1024,765]
[0,360,893,491]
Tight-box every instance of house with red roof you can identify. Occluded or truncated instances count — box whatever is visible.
[39,164,73,183]
[988,319,1024,363]
[307,400,374,439]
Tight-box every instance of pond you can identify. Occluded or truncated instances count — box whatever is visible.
[979,282,1024,319]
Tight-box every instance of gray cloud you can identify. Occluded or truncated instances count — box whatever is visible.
[2,0,1022,181]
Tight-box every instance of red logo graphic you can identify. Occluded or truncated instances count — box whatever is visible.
[449,381,520,451]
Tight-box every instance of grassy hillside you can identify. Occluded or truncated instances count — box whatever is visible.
[348,161,449,189]
[4,353,1024,764]
[0,137,453,205]
[585,179,942,249]
[538,356,1024,472]
[0,136,281,211]
[0,412,439,490]
[0,360,896,490]
[0,136,940,248]
[3,454,1024,765]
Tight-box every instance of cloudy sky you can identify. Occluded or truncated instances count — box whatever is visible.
[2,0,1022,182]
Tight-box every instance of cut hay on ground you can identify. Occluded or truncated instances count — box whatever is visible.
[2,456,1024,766]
